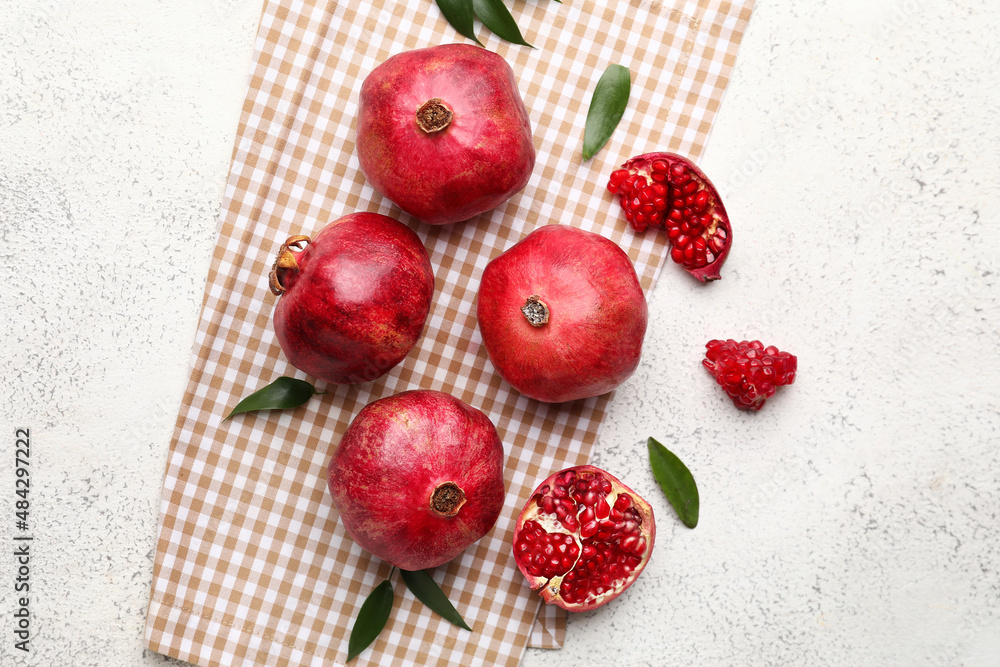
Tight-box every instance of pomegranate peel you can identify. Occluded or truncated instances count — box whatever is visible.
[703,339,797,411]
[513,465,655,612]
[608,152,732,282]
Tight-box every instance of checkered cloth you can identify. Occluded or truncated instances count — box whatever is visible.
[144,0,754,664]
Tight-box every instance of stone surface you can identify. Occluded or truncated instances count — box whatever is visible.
[1,1,262,665]
[3,0,999,665]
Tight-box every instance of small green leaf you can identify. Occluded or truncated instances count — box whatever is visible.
[647,437,700,528]
[225,376,318,419]
[582,64,631,160]
[348,579,395,662]
[400,569,472,631]
[472,0,533,47]
[435,0,483,45]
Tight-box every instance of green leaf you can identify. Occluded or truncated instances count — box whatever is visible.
[348,579,395,662]
[224,376,318,419]
[582,64,631,160]
[472,0,533,47]
[435,0,483,45]
[647,437,700,528]
[400,569,472,631]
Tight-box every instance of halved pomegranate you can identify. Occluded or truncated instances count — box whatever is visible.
[512,465,655,612]
[607,152,732,282]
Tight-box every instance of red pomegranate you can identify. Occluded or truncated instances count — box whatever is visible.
[328,390,506,570]
[269,212,434,385]
[607,152,732,282]
[356,43,536,225]
[513,465,655,611]
[476,225,648,403]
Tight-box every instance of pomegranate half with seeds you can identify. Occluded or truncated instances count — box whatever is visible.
[356,43,536,225]
[607,152,732,282]
[329,390,506,571]
[476,225,648,403]
[513,465,655,612]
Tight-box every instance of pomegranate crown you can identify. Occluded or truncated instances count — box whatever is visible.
[268,235,310,296]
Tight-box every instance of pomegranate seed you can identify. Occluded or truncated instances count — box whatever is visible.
[594,496,610,520]
[608,169,629,191]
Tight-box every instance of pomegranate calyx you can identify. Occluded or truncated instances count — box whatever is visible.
[415,98,454,134]
[268,234,310,296]
[430,481,466,517]
[520,295,550,327]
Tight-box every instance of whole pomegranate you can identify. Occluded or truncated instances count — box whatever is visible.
[328,390,506,571]
[476,225,648,403]
[269,212,434,385]
[356,43,536,225]
[513,465,655,611]
[607,152,732,282]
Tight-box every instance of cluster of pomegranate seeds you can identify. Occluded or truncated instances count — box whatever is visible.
[607,152,732,282]
[557,489,646,606]
[513,467,651,609]
[515,521,579,579]
[607,165,669,232]
[702,339,797,411]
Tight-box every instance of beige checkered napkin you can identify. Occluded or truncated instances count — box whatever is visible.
[144,0,754,665]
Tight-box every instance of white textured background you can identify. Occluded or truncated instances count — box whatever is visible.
[3,1,999,666]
